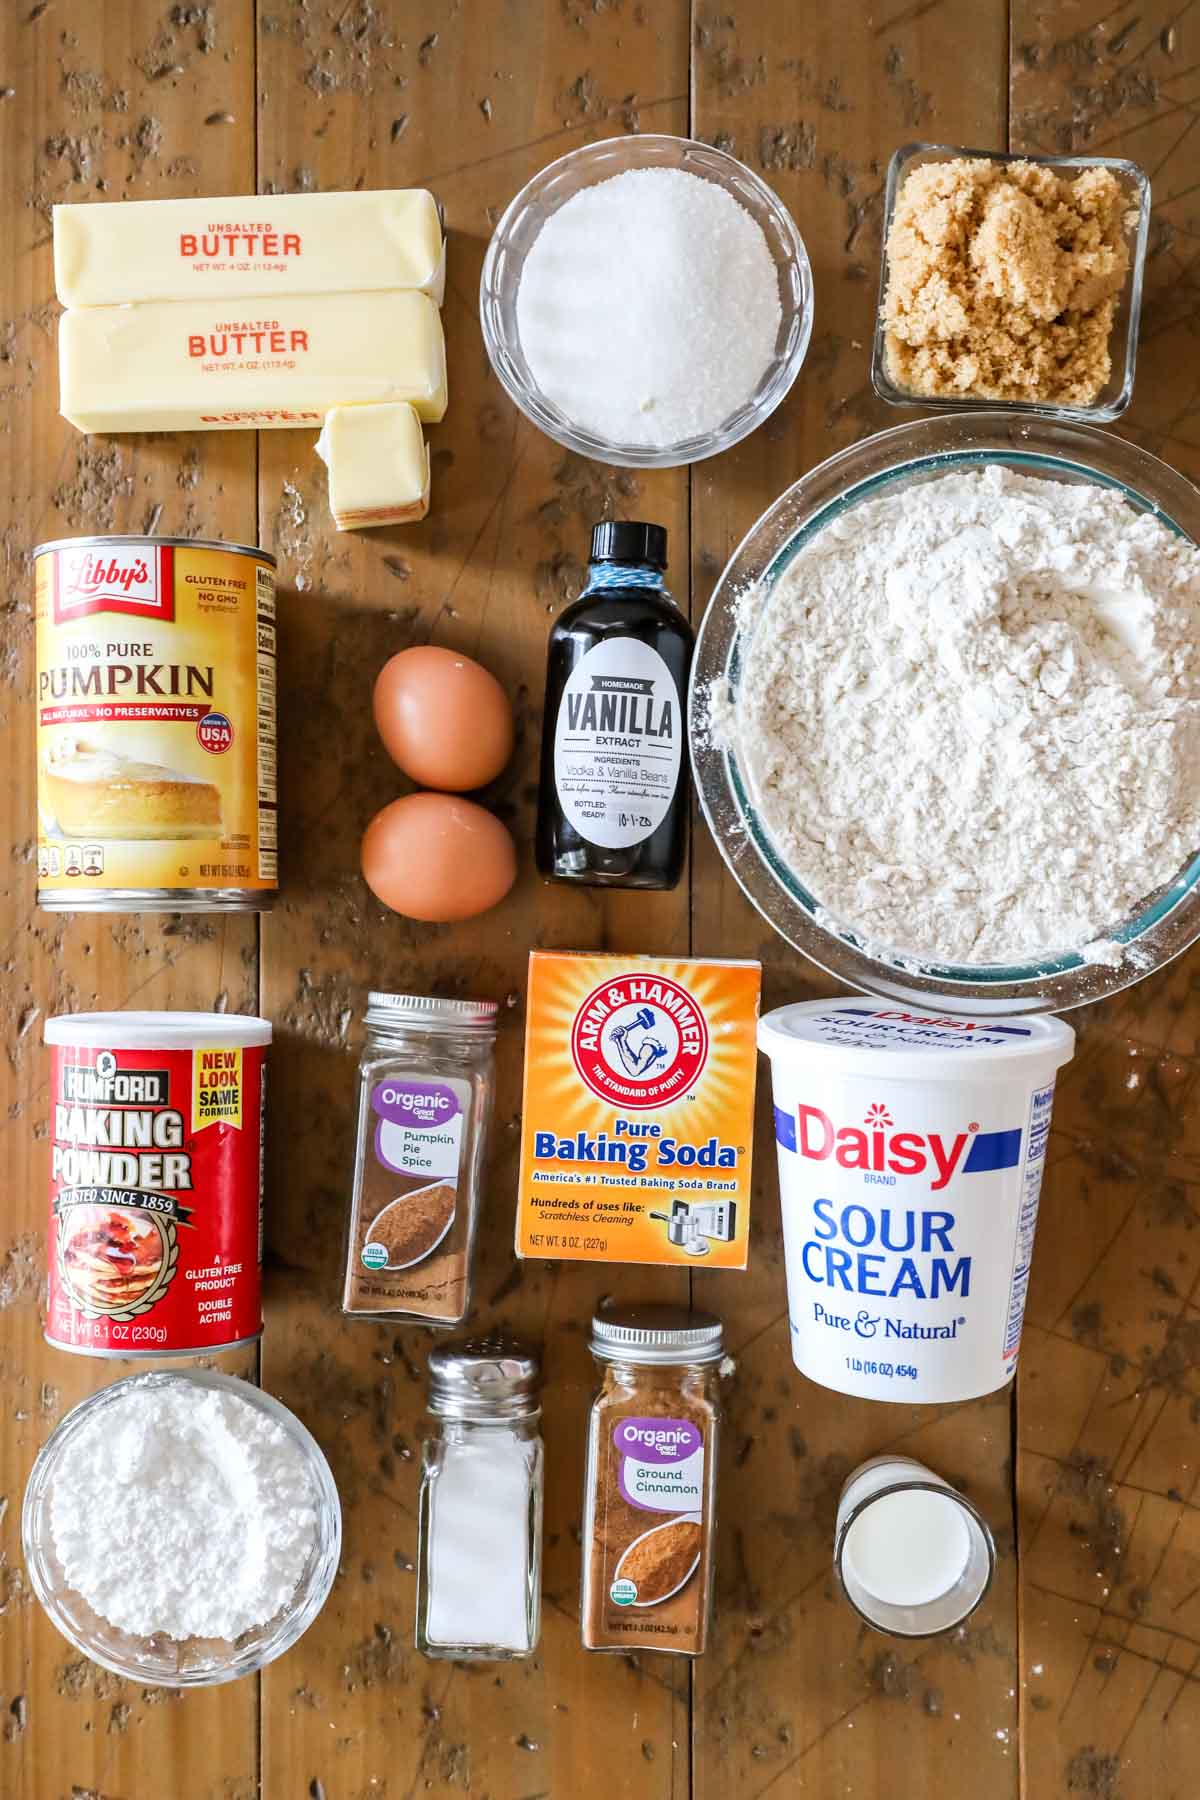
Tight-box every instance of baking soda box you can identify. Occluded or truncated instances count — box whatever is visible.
[516,952,761,1269]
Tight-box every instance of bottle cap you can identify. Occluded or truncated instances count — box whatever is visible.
[590,1303,724,1365]
[589,520,668,569]
[365,993,498,1035]
[427,1333,542,1421]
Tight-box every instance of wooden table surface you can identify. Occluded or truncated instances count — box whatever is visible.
[2,2,1199,1796]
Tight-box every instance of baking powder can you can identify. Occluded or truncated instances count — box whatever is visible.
[43,1011,270,1357]
[758,1001,1075,1404]
[34,536,277,912]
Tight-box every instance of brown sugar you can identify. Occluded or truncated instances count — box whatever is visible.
[616,1518,701,1604]
[363,1181,455,1268]
[881,157,1132,406]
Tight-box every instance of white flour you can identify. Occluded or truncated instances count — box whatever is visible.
[50,1382,318,1640]
[728,465,1200,964]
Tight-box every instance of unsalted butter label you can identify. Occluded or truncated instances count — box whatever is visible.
[54,190,444,307]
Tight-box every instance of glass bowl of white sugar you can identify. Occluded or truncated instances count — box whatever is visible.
[690,411,1200,1014]
[480,134,813,468]
[22,1369,342,1686]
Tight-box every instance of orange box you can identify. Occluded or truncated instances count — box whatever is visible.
[516,952,762,1269]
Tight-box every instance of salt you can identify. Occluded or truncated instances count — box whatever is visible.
[425,1436,537,1652]
[515,166,782,447]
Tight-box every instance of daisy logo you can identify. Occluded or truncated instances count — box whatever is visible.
[864,1103,893,1128]
[571,973,709,1110]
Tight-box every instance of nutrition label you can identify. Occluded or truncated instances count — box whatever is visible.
[1002,1080,1055,1363]
[552,637,682,849]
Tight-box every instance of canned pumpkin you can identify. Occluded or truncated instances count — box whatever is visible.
[34,535,277,911]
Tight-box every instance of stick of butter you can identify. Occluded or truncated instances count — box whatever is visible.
[315,404,430,530]
[59,291,448,433]
[54,190,445,307]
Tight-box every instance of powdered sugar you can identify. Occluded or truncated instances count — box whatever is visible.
[49,1381,319,1640]
[516,167,781,446]
[727,465,1200,964]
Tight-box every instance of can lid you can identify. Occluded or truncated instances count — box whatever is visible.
[427,1334,541,1421]
[589,520,668,569]
[33,534,275,565]
[44,1011,272,1049]
[365,992,499,1033]
[590,1303,724,1365]
[757,1000,1074,1080]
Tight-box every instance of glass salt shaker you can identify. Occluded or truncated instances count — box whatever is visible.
[342,993,498,1328]
[417,1334,543,1660]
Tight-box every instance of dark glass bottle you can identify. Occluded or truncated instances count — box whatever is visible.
[536,521,692,890]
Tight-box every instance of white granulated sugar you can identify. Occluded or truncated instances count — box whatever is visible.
[729,465,1200,964]
[50,1383,318,1641]
[516,167,781,446]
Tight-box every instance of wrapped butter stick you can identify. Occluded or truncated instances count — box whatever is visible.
[54,190,445,307]
[59,291,447,434]
[315,404,431,530]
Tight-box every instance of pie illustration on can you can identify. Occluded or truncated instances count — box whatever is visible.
[58,1205,170,1314]
[42,736,222,841]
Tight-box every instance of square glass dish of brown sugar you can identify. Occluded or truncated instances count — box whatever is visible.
[871,143,1150,421]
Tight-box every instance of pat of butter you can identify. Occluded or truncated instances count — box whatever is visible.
[315,404,430,530]
[54,190,444,307]
[59,291,448,434]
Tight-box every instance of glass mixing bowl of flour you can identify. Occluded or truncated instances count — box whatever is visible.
[22,1369,342,1686]
[480,134,813,468]
[690,412,1200,1013]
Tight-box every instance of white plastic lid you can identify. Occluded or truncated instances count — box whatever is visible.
[758,999,1073,1081]
[44,1011,272,1049]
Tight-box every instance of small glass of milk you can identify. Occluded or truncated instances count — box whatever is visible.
[835,1454,994,1636]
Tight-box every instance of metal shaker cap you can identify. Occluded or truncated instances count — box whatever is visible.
[427,1333,542,1421]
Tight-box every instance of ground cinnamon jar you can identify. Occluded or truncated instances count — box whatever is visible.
[581,1303,723,1656]
[342,993,497,1326]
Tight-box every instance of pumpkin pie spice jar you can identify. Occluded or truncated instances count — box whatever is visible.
[581,1303,723,1656]
[342,993,498,1327]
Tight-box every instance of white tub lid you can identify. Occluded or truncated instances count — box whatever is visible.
[758,999,1074,1078]
[45,1010,271,1048]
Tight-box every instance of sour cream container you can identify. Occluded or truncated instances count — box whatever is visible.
[757,1001,1075,1404]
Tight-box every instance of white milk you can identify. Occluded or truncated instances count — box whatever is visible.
[841,1487,969,1606]
[758,1001,1075,1404]
[835,1454,994,1636]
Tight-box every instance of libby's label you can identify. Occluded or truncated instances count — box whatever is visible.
[46,1040,265,1354]
[771,1070,1058,1404]
[35,539,277,898]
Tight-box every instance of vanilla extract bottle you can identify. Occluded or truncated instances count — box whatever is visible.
[535,521,692,890]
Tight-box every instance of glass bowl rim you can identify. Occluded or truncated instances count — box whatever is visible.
[22,1366,342,1687]
[688,410,1200,1014]
[479,131,814,469]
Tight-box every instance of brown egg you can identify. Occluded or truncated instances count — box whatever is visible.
[361,792,517,922]
[373,645,514,791]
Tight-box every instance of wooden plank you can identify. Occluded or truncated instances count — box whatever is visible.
[687,6,1016,1797]
[0,5,261,1799]
[253,5,694,1797]
[1009,7,1200,1795]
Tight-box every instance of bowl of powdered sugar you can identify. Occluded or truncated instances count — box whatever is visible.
[22,1369,341,1685]
[480,134,812,468]
[692,412,1200,1013]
